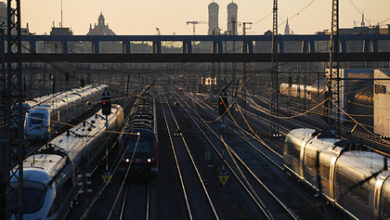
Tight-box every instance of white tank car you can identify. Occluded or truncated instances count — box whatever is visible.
[284,128,390,219]
[24,84,107,140]
[10,104,124,220]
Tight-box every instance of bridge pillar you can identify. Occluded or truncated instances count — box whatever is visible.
[309,40,315,53]
[62,41,68,54]
[373,39,378,52]
[248,41,253,53]
[213,41,224,54]
[363,40,371,52]
[93,41,99,54]
[182,41,192,54]
[302,40,310,53]
[123,41,131,54]
[278,39,284,53]
[340,40,346,53]
[29,41,36,53]
[153,41,161,54]
[242,40,248,53]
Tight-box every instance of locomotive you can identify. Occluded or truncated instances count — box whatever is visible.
[119,91,158,177]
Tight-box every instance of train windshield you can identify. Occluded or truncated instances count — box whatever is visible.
[10,181,46,214]
[125,139,153,157]
[29,113,44,125]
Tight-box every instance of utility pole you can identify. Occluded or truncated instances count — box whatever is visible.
[242,22,252,118]
[270,0,280,138]
[328,0,340,136]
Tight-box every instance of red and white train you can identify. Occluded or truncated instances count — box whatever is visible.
[119,91,158,177]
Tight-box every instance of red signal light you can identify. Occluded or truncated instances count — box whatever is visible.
[103,101,106,105]
[219,102,223,105]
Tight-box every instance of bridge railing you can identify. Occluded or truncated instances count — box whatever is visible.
[8,34,390,54]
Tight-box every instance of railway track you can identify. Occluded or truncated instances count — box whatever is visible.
[159,92,220,220]
[171,91,299,220]
[118,184,151,220]
[174,90,346,219]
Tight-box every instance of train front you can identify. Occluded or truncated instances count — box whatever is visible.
[119,128,158,177]
[25,106,50,141]
[9,154,64,220]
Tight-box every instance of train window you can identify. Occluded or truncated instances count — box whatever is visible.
[336,168,369,207]
[30,113,44,124]
[304,151,316,170]
[319,162,330,179]
[125,139,153,156]
[10,181,46,214]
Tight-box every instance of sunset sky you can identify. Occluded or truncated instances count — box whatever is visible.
[16,0,390,35]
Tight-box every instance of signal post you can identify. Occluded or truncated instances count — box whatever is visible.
[218,90,229,186]
[101,87,112,183]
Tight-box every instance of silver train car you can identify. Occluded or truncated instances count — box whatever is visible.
[284,128,390,219]
[10,104,124,220]
[24,85,107,140]
[11,90,71,130]
[280,80,373,128]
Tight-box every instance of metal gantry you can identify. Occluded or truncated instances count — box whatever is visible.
[1,0,24,219]
[270,0,280,137]
[328,0,340,136]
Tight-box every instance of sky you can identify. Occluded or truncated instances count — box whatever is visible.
[13,0,390,35]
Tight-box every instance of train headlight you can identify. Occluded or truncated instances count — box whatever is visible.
[147,158,152,163]
[125,158,130,163]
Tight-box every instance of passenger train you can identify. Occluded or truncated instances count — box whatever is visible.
[24,85,107,141]
[284,128,390,219]
[118,91,158,177]
[10,104,124,219]
[280,79,373,128]
[11,89,72,130]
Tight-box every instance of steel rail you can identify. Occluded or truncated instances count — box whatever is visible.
[119,187,129,220]
[163,94,220,220]
[172,92,274,220]
[159,94,193,220]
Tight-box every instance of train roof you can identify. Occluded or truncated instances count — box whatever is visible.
[126,92,155,131]
[124,127,156,138]
[337,151,389,176]
[11,154,65,184]
[47,104,122,163]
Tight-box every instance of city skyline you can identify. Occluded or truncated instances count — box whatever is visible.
[15,0,390,35]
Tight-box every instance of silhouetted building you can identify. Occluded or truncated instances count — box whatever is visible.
[50,27,72,35]
[284,18,290,35]
[87,12,115,35]
[208,2,219,35]
[227,1,238,35]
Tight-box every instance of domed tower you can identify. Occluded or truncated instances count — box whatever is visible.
[208,2,219,35]
[227,1,238,35]
[98,12,105,26]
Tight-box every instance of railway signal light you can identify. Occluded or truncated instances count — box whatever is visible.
[102,88,112,116]
[102,98,111,116]
[218,96,228,115]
